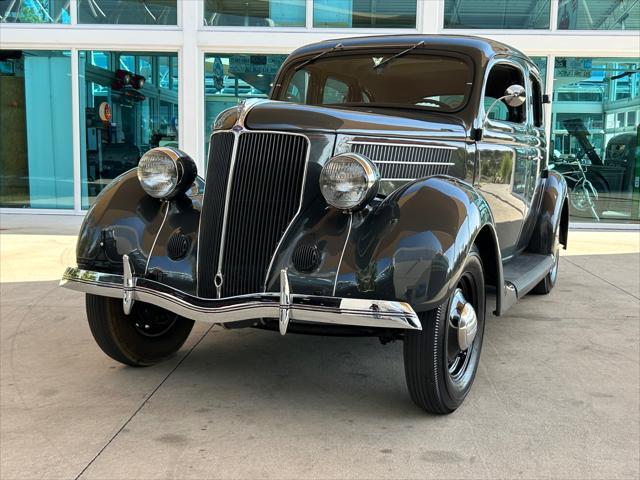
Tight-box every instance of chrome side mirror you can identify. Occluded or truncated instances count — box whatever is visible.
[484,84,527,123]
[504,84,527,107]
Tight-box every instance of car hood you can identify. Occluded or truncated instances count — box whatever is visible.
[244,101,468,140]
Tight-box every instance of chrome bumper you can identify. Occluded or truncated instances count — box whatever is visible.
[60,255,421,335]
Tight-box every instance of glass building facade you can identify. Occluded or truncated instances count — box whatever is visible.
[204,53,287,156]
[550,57,640,223]
[78,0,177,25]
[79,51,179,207]
[444,0,551,29]
[0,50,73,209]
[1,1,638,225]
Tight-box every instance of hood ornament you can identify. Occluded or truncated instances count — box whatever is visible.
[372,57,384,68]
[232,98,270,131]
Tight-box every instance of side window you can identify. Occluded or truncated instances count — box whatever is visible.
[530,74,543,127]
[323,77,349,104]
[285,70,309,103]
[484,63,526,124]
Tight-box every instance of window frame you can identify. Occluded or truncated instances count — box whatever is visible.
[528,70,544,128]
[481,58,529,127]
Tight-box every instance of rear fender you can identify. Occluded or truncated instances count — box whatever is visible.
[528,170,569,254]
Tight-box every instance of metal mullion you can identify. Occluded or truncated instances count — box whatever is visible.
[70,48,82,212]
[305,0,313,29]
[550,0,559,31]
[69,0,78,24]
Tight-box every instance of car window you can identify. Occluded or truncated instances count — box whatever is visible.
[484,96,509,121]
[278,53,473,113]
[284,70,309,103]
[530,74,543,127]
[484,63,526,124]
[323,77,349,104]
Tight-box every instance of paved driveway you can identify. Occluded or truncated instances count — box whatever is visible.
[1,214,638,479]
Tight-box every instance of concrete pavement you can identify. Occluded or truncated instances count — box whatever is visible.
[1,213,639,479]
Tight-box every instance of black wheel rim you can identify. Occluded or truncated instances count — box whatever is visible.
[133,303,178,337]
[445,274,478,381]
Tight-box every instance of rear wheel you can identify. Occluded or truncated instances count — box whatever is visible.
[403,248,486,414]
[532,227,560,295]
[86,294,194,366]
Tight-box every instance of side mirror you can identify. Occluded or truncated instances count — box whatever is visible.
[503,84,526,107]
[484,84,527,123]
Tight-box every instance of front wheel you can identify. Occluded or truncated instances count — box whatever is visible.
[403,248,486,414]
[86,294,194,367]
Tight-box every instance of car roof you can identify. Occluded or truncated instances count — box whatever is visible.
[284,34,534,71]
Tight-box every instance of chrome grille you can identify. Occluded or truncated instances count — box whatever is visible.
[350,142,453,180]
[198,131,308,298]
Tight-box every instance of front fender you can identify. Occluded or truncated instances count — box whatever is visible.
[76,169,204,295]
[337,177,496,312]
[267,176,498,313]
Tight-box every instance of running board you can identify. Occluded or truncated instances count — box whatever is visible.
[501,253,555,313]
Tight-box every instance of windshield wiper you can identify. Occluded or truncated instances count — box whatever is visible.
[373,41,425,71]
[295,43,343,71]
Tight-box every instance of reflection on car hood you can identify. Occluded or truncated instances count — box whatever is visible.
[245,101,467,140]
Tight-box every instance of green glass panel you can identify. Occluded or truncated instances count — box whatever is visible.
[558,0,640,30]
[79,50,179,208]
[0,50,73,209]
[550,57,640,224]
[444,0,551,29]
[204,0,305,26]
[78,0,177,25]
[0,0,70,23]
[314,0,417,28]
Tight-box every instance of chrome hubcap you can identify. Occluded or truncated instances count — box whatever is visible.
[449,289,478,352]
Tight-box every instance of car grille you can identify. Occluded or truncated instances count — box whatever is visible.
[198,131,308,298]
[350,142,453,180]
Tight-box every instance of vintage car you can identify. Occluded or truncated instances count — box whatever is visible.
[61,35,568,414]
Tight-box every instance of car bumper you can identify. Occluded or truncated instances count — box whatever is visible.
[60,255,421,335]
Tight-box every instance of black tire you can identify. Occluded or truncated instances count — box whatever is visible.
[531,227,560,295]
[403,247,486,414]
[86,294,194,367]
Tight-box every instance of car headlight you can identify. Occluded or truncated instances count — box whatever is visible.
[137,147,197,200]
[319,153,380,211]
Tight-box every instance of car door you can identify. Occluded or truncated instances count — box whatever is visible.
[475,60,537,260]
[516,69,547,251]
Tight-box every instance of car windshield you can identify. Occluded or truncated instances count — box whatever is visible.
[276,53,473,112]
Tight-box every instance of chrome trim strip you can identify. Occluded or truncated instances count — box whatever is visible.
[333,212,353,296]
[374,160,455,166]
[144,201,170,275]
[347,140,457,150]
[60,267,421,332]
[215,129,241,298]
[235,98,270,130]
[380,178,428,182]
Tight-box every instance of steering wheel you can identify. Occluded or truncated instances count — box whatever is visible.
[418,98,449,109]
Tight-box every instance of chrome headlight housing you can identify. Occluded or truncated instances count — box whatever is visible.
[319,153,380,211]
[137,147,197,200]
